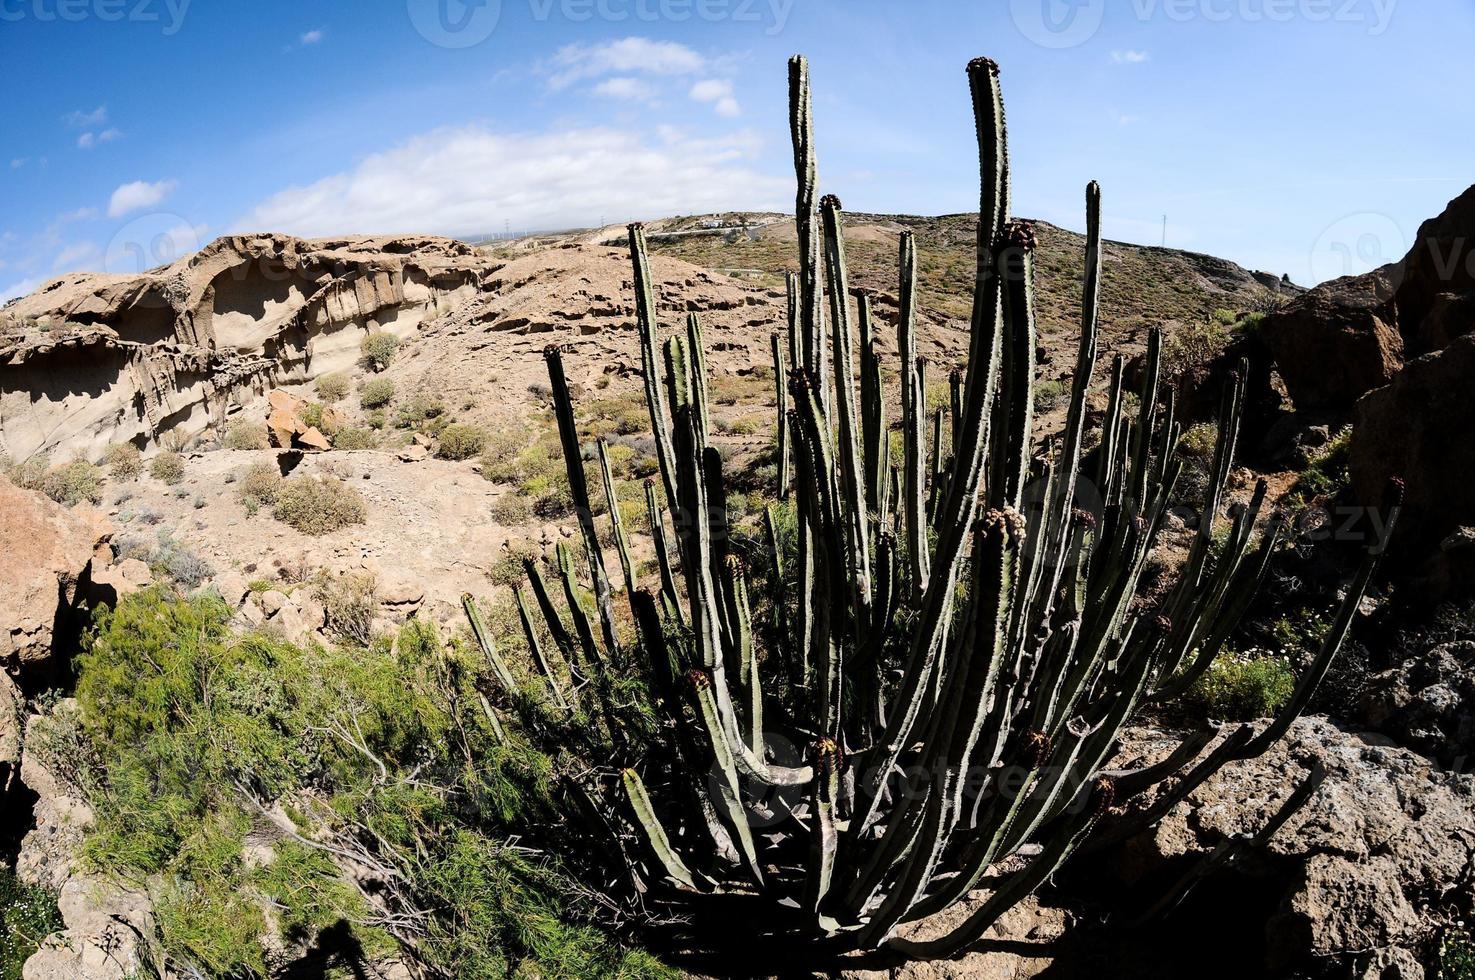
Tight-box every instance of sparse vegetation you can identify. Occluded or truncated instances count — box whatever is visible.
[41,458,104,506]
[237,461,283,517]
[315,571,378,645]
[1034,378,1068,412]
[150,450,186,485]
[360,331,399,371]
[0,869,61,980]
[28,590,669,978]
[332,426,377,450]
[1162,317,1232,381]
[437,422,489,460]
[395,390,447,430]
[271,474,367,535]
[315,372,350,403]
[104,442,143,481]
[361,377,396,409]
[222,420,270,451]
[1181,651,1297,721]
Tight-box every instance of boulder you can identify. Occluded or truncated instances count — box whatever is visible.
[1350,333,1475,561]
[274,591,326,646]
[1259,268,1403,414]
[1120,717,1474,976]
[21,876,154,980]
[0,480,113,677]
[17,705,94,892]
[1393,183,1475,355]
[1360,640,1475,766]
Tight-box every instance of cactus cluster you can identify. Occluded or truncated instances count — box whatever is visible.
[481,55,1399,960]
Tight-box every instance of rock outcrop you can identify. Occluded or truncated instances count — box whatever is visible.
[0,480,113,680]
[1361,641,1475,767]
[1349,333,1475,561]
[1261,184,1475,414]
[1,234,484,462]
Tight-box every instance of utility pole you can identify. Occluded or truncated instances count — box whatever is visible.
[1161,215,1168,247]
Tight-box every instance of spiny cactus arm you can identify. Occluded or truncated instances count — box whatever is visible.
[524,558,579,670]
[989,221,1038,512]
[622,767,699,890]
[1105,728,1216,800]
[644,479,685,626]
[462,593,520,693]
[949,368,964,458]
[1097,355,1127,494]
[628,223,680,513]
[545,346,621,659]
[926,406,946,523]
[803,739,844,924]
[858,293,888,516]
[1126,327,1163,513]
[475,691,508,746]
[686,669,765,882]
[772,332,791,500]
[513,585,569,712]
[762,504,791,663]
[556,542,606,670]
[703,446,738,654]
[820,194,874,604]
[686,313,713,444]
[670,403,723,670]
[855,58,1011,833]
[786,269,804,373]
[888,779,1113,960]
[598,439,638,602]
[898,231,930,595]
[789,55,829,420]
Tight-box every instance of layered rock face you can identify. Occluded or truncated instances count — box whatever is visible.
[1,234,484,462]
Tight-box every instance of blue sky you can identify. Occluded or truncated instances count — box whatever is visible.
[3,0,1472,301]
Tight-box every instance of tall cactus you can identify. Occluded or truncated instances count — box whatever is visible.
[474,53,1399,962]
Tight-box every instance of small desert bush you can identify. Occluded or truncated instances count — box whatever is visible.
[437,423,489,461]
[360,331,399,371]
[332,426,377,451]
[315,373,350,403]
[1178,422,1218,460]
[237,462,283,517]
[222,421,269,451]
[104,443,142,481]
[272,475,367,535]
[491,493,535,525]
[1163,318,1231,380]
[315,571,378,645]
[396,391,446,430]
[1,454,49,492]
[1182,651,1296,721]
[299,402,342,437]
[1034,378,1068,412]
[42,459,104,506]
[150,450,186,485]
[152,531,214,588]
[361,377,396,409]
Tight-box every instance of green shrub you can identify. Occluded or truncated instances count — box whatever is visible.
[1034,378,1068,412]
[1178,422,1218,460]
[360,377,396,410]
[152,531,214,588]
[271,475,367,535]
[2,454,50,492]
[42,459,103,506]
[1163,319,1231,380]
[1439,927,1475,980]
[0,868,61,980]
[150,451,186,485]
[315,373,350,403]
[396,391,446,429]
[1182,651,1297,721]
[360,331,399,371]
[438,423,489,461]
[491,493,535,525]
[332,426,377,450]
[237,462,283,517]
[104,442,142,481]
[222,421,269,451]
[315,572,378,645]
[48,590,665,978]
[299,401,342,437]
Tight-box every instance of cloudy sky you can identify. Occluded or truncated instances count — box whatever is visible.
[3,0,1473,301]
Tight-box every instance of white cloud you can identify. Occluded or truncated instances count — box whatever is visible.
[546,37,706,90]
[1,278,40,303]
[52,242,102,272]
[77,133,95,149]
[57,207,99,223]
[1110,110,1139,126]
[1112,49,1150,64]
[78,128,120,149]
[108,179,178,218]
[64,105,108,128]
[10,158,27,169]
[300,28,324,44]
[690,79,740,117]
[592,77,657,101]
[238,124,787,238]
